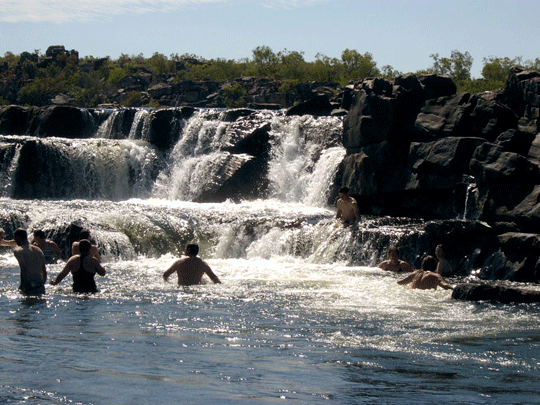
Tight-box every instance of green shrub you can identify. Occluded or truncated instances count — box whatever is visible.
[123,91,141,107]
[223,83,247,108]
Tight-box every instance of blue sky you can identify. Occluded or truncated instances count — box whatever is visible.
[1,0,538,78]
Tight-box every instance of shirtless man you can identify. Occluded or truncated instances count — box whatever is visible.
[163,244,221,286]
[71,228,101,262]
[335,187,359,223]
[32,229,62,264]
[397,256,454,290]
[378,246,413,272]
[13,228,47,296]
[51,239,107,293]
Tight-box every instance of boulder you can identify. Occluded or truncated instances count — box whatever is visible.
[470,143,539,186]
[413,93,472,141]
[117,73,152,92]
[0,105,36,135]
[414,93,517,142]
[391,74,427,137]
[495,128,535,156]
[146,107,192,150]
[417,74,457,100]
[498,66,540,119]
[286,94,333,116]
[342,90,393,150]
[452,283,540,303]
[405,137,485,191]
[147,83,172,99]
[31,105,94,138]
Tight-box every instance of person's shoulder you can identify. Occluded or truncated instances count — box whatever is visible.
[66,254,78,263]
[30,244,43,253]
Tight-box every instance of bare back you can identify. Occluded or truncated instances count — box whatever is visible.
[164,256,220,286]
[14,244,46,287]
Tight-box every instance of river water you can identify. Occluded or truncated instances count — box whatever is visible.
[0,109,539,404]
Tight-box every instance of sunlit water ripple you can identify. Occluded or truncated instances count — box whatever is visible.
[2,241,540,404]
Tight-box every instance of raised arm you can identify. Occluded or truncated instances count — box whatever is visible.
[397,271,417,285]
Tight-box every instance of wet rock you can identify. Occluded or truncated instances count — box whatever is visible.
[452,283,540,303]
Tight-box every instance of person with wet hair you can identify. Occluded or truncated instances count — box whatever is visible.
[51,239,107,293]
[335,187,359,224]
[397,255,454,290]
[435,244,452,276]
[71,228,101,262]
[163,243,221,286]
[13,228,47,296]
[32,229,62,264]
[378,245,413,272]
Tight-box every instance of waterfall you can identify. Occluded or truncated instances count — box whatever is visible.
[462,176,479,221]
[128,109,152,140]
[0,140,22,197]
[0,107,345,205]
[152,109,233,200]
[267,114,344,205]
[0,135,162,200]
[95,108,138,139]
[151,110,344,205]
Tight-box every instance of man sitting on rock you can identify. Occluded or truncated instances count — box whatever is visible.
[335,187,359,224]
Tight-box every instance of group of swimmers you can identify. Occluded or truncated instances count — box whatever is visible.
[1,226,220,296]
[2,186,451,295]
[1,227,107,295]
[379,245,455,291]
[335,187,455,291]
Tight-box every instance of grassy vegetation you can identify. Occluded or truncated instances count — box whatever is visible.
[0,46,538,108]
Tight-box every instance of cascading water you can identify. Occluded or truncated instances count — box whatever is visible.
[1,107,539,405]
[0,135,162,200]
[267,114,345,205]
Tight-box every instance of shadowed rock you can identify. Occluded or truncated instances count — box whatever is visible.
[452,283,540,303]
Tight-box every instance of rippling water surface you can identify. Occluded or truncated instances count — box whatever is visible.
[2,237,540,404]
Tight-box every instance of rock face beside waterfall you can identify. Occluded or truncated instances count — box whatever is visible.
[338,67,540,283]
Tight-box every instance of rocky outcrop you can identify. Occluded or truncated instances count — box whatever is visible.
[0,105,95,138]
[339,69,540,224]
[452,283,540,303]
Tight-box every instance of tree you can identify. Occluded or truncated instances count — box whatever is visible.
[481,56,520,82]
[429,50,473,82]
[309,53,341,82]
[223,83,247,108]
[251,45,279,77]
[149,52,175,75]
[277,49,307,81]
[381,65,401,79]
[340,49,379,82]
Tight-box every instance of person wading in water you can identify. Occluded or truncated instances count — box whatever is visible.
[51,239,107,293]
